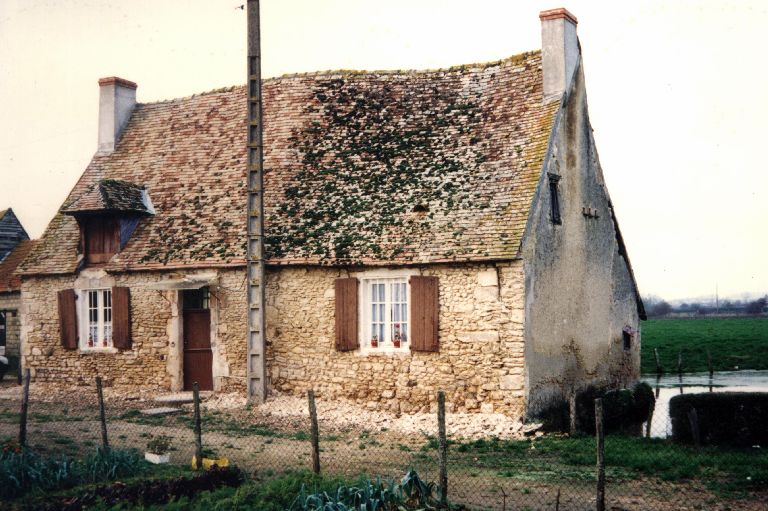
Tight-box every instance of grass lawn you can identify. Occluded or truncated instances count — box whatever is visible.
[426,434,768,495]
[641,317,768,374]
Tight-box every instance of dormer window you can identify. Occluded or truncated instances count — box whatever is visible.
[60,179,154,267]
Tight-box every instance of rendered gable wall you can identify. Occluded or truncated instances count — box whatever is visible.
[522,61,641,417]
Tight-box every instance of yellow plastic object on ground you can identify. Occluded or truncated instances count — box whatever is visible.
[191,455,230,470]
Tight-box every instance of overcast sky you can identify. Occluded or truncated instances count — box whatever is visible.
[0,0,765,301]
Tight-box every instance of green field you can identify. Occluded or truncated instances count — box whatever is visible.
[641,316,768,374]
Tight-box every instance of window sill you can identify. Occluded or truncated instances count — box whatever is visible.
[358,345,411,356]
[79,347,118,354]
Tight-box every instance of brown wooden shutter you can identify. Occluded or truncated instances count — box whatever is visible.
[57,289,78,350]
[334,278,359,351]
[410,276,439,352]
[112,286,132,349]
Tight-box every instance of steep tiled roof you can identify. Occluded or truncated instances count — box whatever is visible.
[0,240,37,292]
[20,51,558,274]
[61,179,153,215]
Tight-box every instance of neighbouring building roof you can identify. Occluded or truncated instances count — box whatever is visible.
[20,51,558,275]
[0,240,37,293]
[0,208,29,263]
[61,179,153,216]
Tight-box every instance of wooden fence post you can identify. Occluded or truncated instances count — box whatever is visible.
[96,376,110,452]
[308,389,320,474]
[437,390,448,508]
[645,398,655,439]
[193,382,203,469]
[707,349,713,379]
[18,368,30,447]
[677,351,683,375]
[595,398,605,511]
[653,348,662,375]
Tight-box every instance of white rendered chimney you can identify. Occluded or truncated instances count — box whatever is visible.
[539,8,579,101]
[97,77,137,154]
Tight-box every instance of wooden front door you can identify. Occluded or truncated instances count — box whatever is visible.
[183,289,213,391]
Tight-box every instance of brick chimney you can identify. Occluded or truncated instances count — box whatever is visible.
[97,77,137,154]
[539,8,579,101]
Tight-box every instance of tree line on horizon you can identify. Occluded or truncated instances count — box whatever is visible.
[642,295,767,318]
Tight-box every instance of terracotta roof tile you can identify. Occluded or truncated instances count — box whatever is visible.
[20,51,558,274]
[0,240,37,292]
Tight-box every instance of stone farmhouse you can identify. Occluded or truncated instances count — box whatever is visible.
[0,208,34,372]
[17,9,644,418]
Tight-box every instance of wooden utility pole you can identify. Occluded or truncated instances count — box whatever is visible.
[246,0,267,403]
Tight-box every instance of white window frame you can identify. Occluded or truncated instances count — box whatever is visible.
[79,288,115,352]
[355,269,418,355]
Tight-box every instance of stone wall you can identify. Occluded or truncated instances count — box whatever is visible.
[0,292,21,359]
[19,268,247,391]
[265,261,526,416]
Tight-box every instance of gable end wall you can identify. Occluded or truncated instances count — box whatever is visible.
[522,60,641,418]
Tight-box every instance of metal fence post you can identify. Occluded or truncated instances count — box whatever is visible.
[595,398,605,511]
[193,382,203,469]
[18,368,30,447]
[96,376,110,452]
[437,390,448,508]
[308,389,320,474]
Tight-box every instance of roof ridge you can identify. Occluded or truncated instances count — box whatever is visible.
[137,50,541,107]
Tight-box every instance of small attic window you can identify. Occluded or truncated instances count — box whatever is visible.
[547,173,562,225]
[82,216,119,265]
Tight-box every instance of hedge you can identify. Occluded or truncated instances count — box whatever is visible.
[669,392,768,447]
[536,382,654,435]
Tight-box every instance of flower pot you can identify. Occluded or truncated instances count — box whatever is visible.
[371,339,378,348]
[191,455,230,470]
[145,452,170,464]
[393,340,401,348]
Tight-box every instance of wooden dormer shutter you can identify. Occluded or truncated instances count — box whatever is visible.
[410,276,439,352]
[112,286,131,349]
[334,278,359,351]
[57,289,78,350]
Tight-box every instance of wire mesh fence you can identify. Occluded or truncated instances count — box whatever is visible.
[1,374,766,510]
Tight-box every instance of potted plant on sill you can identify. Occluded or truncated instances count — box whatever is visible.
[393,325,402,348]
[145,435,172,464]
[371,334,379,348]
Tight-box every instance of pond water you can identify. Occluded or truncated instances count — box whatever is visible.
[640,370,768,437]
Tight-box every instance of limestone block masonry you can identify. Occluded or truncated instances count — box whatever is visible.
[21,261,526,417]
[20,269,247,391]
[265,261,527,416]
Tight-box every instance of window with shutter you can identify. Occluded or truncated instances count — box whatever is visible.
[57,289,78,350]
[334,278,359,351]
[409,276,439,352]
